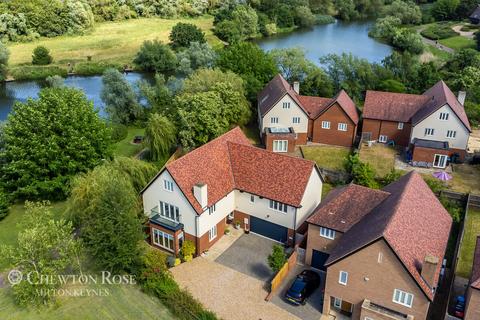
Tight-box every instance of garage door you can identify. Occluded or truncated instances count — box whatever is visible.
[250,216,288,243]
[311,250,329,271]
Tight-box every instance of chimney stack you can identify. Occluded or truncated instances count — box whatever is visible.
[458,91,466,106]
[421,255,439,289]
[193,183,208,209]
[293,81,300,94]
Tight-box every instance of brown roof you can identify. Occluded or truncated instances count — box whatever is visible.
[164,127,316,214]
[471,236,480,290]
[325,172,452,300]
[307,184,389,232]
[258,74,306,117]
[363,91,429,122]
[297,95,332,119]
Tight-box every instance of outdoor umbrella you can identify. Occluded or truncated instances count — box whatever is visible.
[432,171,452,181]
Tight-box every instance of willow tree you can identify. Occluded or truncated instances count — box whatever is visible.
[144,113,177,161]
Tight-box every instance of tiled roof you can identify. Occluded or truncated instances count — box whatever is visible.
[331,90,360,125]
[325,172,452,300]
[257,74,305,117]
[471,236,480,290]
[363,91,429,122]
[307,184,389,232]
[165,127,316,214]
[297,95,332,119]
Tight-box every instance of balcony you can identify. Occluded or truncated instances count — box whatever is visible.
[361,299,414,320]
[149,208,183,232]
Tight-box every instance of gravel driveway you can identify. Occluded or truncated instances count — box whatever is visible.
[171,257,300,320]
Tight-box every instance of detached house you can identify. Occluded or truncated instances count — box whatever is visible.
[258,74,359,152]
[465,236,480,319]
[141,127,323,255]
[363,81,471,168]
[305,172,452,320]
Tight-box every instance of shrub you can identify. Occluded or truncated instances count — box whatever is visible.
[440,196,463,223]
[10,65,67,80]
[421,24,458,40]
[110,123,128,142]
[214,20,241,44]
[134,40,177,73]
[181,240,196,261]
[316,14,336,25]
[32,46,53,65]
[268,244,286,273]
[0,192,10,220]
[74,61,123,76]
[423,176,445,194]
[169,22,205,49]
[381,169,403,186]
[294,6,316,28]
[45,75,64,87]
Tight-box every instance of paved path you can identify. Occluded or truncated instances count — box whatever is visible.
[417,27,455,54]
[452,25,475,39]
[171,257,301,320]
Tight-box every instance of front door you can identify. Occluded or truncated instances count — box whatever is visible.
[433,154,448,168]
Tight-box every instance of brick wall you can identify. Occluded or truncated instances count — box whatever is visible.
[465,287,480,320]
[149,222,183,255]
[312,103,356,147]
[264,132,296,152]
[362,118,410,146]
[305,224,344,265]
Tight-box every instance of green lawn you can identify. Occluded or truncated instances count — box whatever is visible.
[456,208,480,278]
[301,145,351,172]
[113,127,145,158]
[358,144,398,177]
[439,36,476,51]
[421,44,453,63]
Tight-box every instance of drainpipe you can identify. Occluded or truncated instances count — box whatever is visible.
[195,215,200,256]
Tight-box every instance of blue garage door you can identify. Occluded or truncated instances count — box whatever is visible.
[250,216,288,243]
[311,250,329,271]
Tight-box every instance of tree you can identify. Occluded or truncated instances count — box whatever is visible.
[0,42,9,82]
[0,192,10,220]
[267,244,286,273]
[213,20,242,44]
[69,165,144,272]
[294,6,316,28]
[369,16,402,42]
[169,22,206,49]
[392,28,424,54]
[144,113,177,161]
[32,46,52,65]
[477,32,480,51]
[231,5,258,39]
[1,87,111,200]
[378,79,406,93]
[347,153,379,188]
[335,0,357,21]
[301,67,335,97]
[276,4,295,27]
[138,74,176,116]
[269,47,316,82]
[381,0,422,25]
[134,40,177,73]
[432,0,460,20]
[176,42,217,75]
[101,68,142,124]
[45,75,64,87]
[109,156,158,193]
[0,201,79,306]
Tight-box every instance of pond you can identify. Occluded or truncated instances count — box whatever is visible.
[255,20,393,65]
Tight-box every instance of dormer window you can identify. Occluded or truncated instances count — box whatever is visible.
[320,227,335,239]
[439,112,449,121]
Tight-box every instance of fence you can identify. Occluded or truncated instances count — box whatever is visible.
[265,245,298,301]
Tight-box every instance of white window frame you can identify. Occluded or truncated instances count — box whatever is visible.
[163,179,174,192]
[273,140,288,153]
[439,112,449,121]
[320,227,335,240]
[159,201,180,222]
[333,297,342,308]
[398,122,404,130]
[322,121,331,129]
[446,130,456,139]
[392,289,414,308]
[338,123,347,131]
[378,252,383,263]
[152,228,174,252]
[209,225,217,241]
[270,117,279,124]
[250,195,255,203]
[379,135,388,143]
[269,200,288,213]
[292,117,300,124]
[339,271,348,285]
[283,102,290,109]
[208,204,216,215]
[424,128,434,136]
[433,154,448,168]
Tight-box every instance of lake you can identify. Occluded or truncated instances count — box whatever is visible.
[255,20,393,65]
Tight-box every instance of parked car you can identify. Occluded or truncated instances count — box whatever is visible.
[285,270,320,305]
[454,295,465,318]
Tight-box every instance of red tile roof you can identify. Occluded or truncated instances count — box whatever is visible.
[297,95,331,119]
[471,236,480,290]
[258,74,306,117]
[325,172,452,300]
[307,184,389,232]
[164,127,316,214]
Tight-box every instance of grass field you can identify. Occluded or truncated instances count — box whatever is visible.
[113,127,146,158]
[301,145,351,172]
[6,15,220,70]
[456,208,480,278]
[439,36,476,51]
[358,144,398,177]
[449,164,480,194]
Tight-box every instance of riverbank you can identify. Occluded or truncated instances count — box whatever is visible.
[5,15,221,81]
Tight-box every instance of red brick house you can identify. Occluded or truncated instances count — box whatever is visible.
[305,172,452,319]
[362,81,471,168]
[258,74,359,152]
[465,236,480,319]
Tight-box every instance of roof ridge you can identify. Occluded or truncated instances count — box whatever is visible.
[226,142,238,188]
[228,141,316,165]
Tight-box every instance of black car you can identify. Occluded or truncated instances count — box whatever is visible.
[285,270,321,305]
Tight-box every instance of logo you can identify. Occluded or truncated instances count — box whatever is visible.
[8,269,23,286]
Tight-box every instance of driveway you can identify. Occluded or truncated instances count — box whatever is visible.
[171,257,300,320]
[271,265,325,320]
[215,233,277,282]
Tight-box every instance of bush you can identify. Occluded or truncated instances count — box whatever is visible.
[73,61,122,76]
[347,153,379,189]
[169,22,205,49]
[10,65,67,80]
[32,46,53,65]
[294,6,316,28]
[110,123,128,142]
[440,196,463,223]
[316,14,336,25]
[421,24,458,40]
[214,20,241,44]
[0,192,10,220]
[181,240,196,261]
[134,40,177,73]
[268,244,286,273]
[423,176,444,194]
[45,75,64,88]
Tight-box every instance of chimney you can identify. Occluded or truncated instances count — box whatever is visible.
[457,91,466,106]
[293,81,300,94]
[421,255,439,289]
[193,183,208,209]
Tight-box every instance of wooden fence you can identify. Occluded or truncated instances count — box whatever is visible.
[265,245,298,301]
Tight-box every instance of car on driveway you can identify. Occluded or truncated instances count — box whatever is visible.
[285,270,321,305]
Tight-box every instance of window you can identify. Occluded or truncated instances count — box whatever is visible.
[364,318,374,320]
[250,195,255,203]
[269,200,288,213]
[338,123,347,131]
[152,229,174,251]
[283,102,290,109]
[424,128,434,136]
[379,135,388,143]
[273,140,288,152]
[208,204,216,215]
[446,130,456,139]
[378,252,383,263]
[209,225,217,241]
[333,297,342,308]
[439,112,449,121]
[393,289,414,308]
[322,121,331,129]
[163,179,174,192]
[292,117,301,124]
[320,227,335,240]
[271,117,279,124]
[339,271,348,285]
[159,201,180,222]
[398,122,404,130]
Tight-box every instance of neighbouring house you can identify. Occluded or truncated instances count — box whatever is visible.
[141,127,323,256]
[465,236,480,319]
[305,171,452,320]
[470,5,480,24]
[362,81,471,168]
[257,74,359,152]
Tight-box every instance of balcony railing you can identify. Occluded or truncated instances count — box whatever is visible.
[149,208,183,232]
[361,299,414,320]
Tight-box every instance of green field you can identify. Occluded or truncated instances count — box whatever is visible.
[113,127,146,158]
[439,36,476,51]
[456,208,480,278]
[358,144,398,177]
[301,145,352,172]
